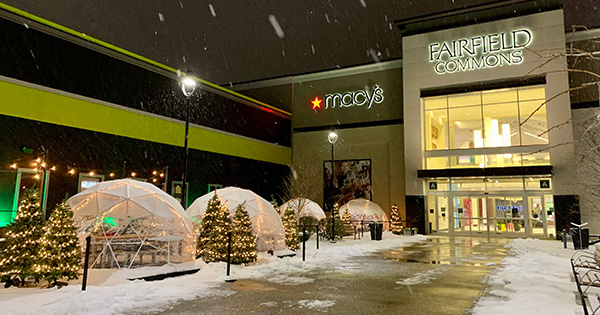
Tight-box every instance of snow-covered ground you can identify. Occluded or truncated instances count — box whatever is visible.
[473,238,583,315]
[0,234,584,314]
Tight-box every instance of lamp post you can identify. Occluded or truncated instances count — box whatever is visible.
[180,74,197,208]
[328,131,338,242]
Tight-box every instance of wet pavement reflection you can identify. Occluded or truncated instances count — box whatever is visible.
[148,236,512,315]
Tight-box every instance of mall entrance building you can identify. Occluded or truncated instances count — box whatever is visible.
[234,2,597,240]
[402,7,574,239]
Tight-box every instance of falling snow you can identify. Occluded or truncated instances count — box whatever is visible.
[158,13,164,22]
[209,4,217,17]
[359,0,367,8]
[268,15,285,39]
[311,44,315,54]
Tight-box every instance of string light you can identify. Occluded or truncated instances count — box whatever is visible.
[10,163,17,169]
[131,172,136,177]
[89,171,95,176]
[152,170,158,175]
[68,169,75,175]
[50,166,56,171]
[109,173,115,178]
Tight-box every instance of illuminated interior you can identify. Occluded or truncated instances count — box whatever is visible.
[424,85,549,169]
[424,86,547,149]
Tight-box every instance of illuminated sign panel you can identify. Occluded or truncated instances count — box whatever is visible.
[311,85,384,110]
[428,29,532,74]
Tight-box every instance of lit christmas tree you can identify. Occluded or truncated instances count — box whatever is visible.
[230,203,257,264]
[282,207,299,251]
[0,188,45,286]
[342,208,353,225]
[196,194,232,262]
[390,204,403,235]
[38,202,82,286]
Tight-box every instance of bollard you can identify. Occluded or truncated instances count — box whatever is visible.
[82,235,91,291]
[315,224,319,249]
[562,229,567,249]
[225,231,236,282]
[303,227,306,261]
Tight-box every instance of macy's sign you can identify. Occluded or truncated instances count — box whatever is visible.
[311,85,384,110]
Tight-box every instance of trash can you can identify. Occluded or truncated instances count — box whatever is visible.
[375,223,383,240]
[572,227,590,250]
[369,223,376,240]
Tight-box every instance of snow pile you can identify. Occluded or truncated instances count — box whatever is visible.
[472,238,578,315]
[0,233,425,315]
[396,267,448,286]
[297,299,335,311]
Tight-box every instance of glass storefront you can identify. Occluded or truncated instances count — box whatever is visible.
[424,85,547,151]
[426,177,556,238]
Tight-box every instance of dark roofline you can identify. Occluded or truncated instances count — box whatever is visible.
[395,0,564,36]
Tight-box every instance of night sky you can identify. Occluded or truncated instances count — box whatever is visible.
[2,1,599,85]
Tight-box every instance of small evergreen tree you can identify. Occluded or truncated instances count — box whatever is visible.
[324,204,345,241]
[342,208,353,225]
[38,202,82,287]
[0,188,45,285]
[231,203,257,264]
[282,207,299,250]
[196,194,232,262]
[298,216,319,242]
[390,204,403,235]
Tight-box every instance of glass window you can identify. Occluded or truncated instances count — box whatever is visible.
[448,155,484,168]
[425,109,448,150]
[447,93,480,108]
[486,178,524,191]
[519,100,548,145]
[525,177,552,190]
[426,157,449,169]
[522,152,550,166]
[482,89,517,104]
[451,178,486,191]
[448,106,482,149]
[482,103,519,148]
[486,154,522,167]
[518,86,545,101]
[424,96,447,110]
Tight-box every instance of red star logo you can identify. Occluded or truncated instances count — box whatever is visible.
[311,96,322,109]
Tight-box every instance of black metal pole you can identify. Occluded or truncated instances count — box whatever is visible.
[331,143,335,241]
[316,224,319,249]
[227,231,232,276]
[302,227,306,261]
[181,97,191,208]
[82,235,91,291]
[562,229,567,249]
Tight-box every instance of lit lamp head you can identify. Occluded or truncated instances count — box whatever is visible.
[328,131,338,145]
[181,74,197,97]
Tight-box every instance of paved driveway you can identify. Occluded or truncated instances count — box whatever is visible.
[150,237,511,314]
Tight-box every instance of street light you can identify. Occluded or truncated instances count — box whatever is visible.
[180,73,197,208]
[328,131,338,242]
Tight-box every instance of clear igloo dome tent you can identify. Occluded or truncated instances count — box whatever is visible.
[339,198,389,230]
[187,187,286,252]
[67,179,195,269]
[279,198,326,221]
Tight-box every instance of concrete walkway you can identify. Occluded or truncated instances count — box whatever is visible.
[150,237,511,314]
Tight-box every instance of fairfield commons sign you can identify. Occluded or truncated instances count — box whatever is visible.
[428,29,532,74]
[311,85,384,110]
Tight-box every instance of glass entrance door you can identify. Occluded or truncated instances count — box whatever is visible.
[452,196,489,236]
[426,195,449,234]
[488,195,526,236]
